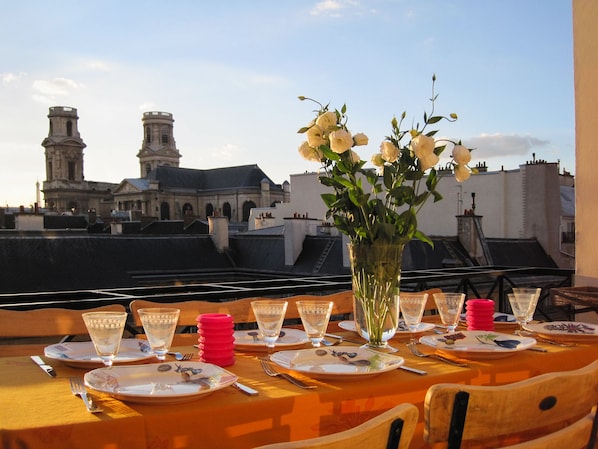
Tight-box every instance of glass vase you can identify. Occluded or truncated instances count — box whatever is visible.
[348,241,403,350]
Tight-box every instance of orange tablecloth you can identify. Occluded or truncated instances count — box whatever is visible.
[1,328,597,449]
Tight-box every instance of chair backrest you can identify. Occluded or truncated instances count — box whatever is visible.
[130,290,355,328]
[424,359,598,449]
[0,304,127,356]
[252,402,418,449]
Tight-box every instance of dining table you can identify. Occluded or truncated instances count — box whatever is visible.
[1,320,597,449]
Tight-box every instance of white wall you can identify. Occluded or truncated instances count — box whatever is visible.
[573,0,598,286]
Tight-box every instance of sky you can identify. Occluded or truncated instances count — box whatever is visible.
[0,0,574,207]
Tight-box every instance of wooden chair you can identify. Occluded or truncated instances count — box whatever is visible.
[424,359,598,449]
[129,291,354,343]
[0,304,127,356]
[252,402,418,449]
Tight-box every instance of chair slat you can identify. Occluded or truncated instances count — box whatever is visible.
[252,403,418,449]
[424,359,598,448]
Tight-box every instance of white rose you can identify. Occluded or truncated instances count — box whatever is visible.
[411,134,436,158]
[380,141,399,163]
[329,129,354,154]
[452,145,471,165]
[353,133,369,146]
[315,111,337,130]
[454,164,471,182]
[306,125,326,148]
[419,152,440,171]
[371,153,385,167]
[298,141,323,162]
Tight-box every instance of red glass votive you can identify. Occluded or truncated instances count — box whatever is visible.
[465,299,495,331]
[196,313,235,367]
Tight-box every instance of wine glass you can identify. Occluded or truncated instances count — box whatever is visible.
[508,288,540,333]
[250,300,288,350]
[296,300,334,347]
[82,311,128,367]
[137,308,180,361]
[399,293,429,343]
[433,292,466,333]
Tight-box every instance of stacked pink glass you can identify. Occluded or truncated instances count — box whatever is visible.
[196,313,235,367]
[465,299,495,331]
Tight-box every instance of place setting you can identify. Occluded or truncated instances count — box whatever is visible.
[246,299,406,382]
[415,293,539,361]
[47,308,249,405]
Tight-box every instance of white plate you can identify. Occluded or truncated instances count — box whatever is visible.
[84,361,238,404]
[44,339,155,368]
[338,320,435,334]
[234,328,309,350]
[419,330,536,359]
[525,321,598,342]
[270,346,404,379]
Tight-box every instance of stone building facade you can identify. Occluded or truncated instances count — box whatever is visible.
[40,107,289,223]
[41,107,117,216]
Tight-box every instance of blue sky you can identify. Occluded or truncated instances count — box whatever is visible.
[0,0,574,207]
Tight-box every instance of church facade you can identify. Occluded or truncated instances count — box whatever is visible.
[41,107,289,223]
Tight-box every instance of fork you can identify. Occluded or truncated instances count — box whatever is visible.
[69,377,102,413]
[515,330,576,348]
[167,352,194,361]
[259,359,316,389]
[406,342,468,367]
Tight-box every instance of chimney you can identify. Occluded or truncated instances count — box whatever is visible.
[457,213,493,265]
[209,216,229,252]
[284,215,318,266]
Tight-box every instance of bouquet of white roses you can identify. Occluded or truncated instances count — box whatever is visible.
[298,75,473,247]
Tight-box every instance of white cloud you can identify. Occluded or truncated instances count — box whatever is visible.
[85,60,111,72]
[31,77,85,104]
[214,143,244,162]
[310,0,361,17]
[2,72,27,85]
[466,133,549,158]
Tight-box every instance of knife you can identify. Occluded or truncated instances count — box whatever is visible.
[232,382,259,396]
[399,365,428,376]
[31,355,56,377]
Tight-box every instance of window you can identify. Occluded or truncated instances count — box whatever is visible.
[160,202,170,220]
[223,202,232,219]
[68,161,76,180]
[66,120,73,137]
[145,164,152,176]
[242,201,256,221]
[206,203,214,217]
[146,126,151,143]
[161,126,169,144]
[182,203,193,216]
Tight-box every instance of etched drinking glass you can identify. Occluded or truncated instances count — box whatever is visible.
[296,300,334,347]
[433,292,466,333]
[250,300,288,349]
[399,293,429,343]
[138,308,180,361]
[508,288,540,332]
[82,311,128,367]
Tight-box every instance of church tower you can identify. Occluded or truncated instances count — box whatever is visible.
[42,106,86,183]
[136,111,181,177]
[41,106,88,213]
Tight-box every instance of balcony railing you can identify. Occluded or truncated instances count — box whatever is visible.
[0,266,574,320]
